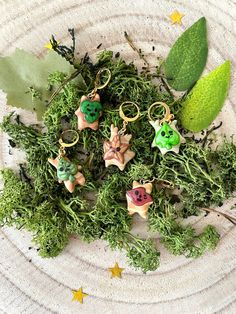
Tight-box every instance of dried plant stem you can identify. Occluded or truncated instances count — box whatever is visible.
[203,207,236,225]
[47,69,81,106]
[124,31,150,70]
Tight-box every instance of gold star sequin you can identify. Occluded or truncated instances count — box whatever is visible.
[169,10,184,25]
[108,262,124,278]
[44,40,60,50]
[72,287,88,304]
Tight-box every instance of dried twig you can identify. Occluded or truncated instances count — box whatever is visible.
[203,207,236,225]
[46,69,81,106]
[124,31,150,70]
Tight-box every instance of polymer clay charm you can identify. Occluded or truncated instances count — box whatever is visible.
[126,181,153,219]
[75,93,102,131]
[103,124,135,171]
[75,68,111,131]
[103,101,140,171]
[48,156,85,193]
[150,120,185,154]
[48,130,85,193]
[148,102,185,155]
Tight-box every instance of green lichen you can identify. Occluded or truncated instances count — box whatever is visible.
[0,47,235,272]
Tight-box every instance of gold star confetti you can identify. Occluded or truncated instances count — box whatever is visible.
[108,262,124,278]
[72,287,88,304]
[44,40,60,50]
[169,10,184,25]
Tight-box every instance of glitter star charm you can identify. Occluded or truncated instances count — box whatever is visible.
[103,124,135,171]
[150,120,185,155]
[126,181,153,219]
[48,156,85,193]
[72,287,88,304]
[169,10,184,25]
[108,262,124,278]
[75,93,102,131]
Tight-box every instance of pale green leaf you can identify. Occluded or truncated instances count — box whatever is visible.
[180,60,230,132]
[0,49,76,119]
[165,17,208,91]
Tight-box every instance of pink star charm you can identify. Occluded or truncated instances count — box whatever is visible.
[126,181,153,219]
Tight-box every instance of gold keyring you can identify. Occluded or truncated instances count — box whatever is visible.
[148,101,174,123]
[59,130,79,148]
[94,68,112,90]
[119,101,140,123]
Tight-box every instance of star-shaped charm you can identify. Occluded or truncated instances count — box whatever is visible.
[72,287,88,303]
[150,120,185,155]
[108,262,124,278]
[103,133,130,164]
[103,124,135,171]
[48,156,85,193]
[126,181,153,219]
[75,93,102,131]
[169,10,184,25]
[44,40,60,50]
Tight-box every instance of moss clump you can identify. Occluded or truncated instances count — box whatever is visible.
[0,46,235,272]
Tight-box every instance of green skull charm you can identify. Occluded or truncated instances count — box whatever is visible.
[150,120,185,154]
[57,157,78,182]
[75,94,103,131]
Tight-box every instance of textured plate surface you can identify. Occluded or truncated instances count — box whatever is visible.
[0,1,236,313]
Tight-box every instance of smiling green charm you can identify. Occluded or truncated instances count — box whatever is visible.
[155,122,180,150]
[150,120,185,154]
[57,157,78,182]
[75,94,103,131]
[148,101,185,155]
[75,68,111,131]
[80,99,102,124]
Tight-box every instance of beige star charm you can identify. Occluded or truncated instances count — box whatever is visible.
[75,93,102,131]
[48,156,85,193]
[126,181,153,219]
[103,124,135,171]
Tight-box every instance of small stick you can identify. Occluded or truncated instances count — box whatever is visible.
[160,77,174,98]
[203,207,236,225]
[201,122,223,148]
[47,69,81,106]
[124,31,150,70]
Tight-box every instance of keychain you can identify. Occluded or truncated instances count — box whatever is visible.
[103,101,140,171]
[48,130,85,193]
[126,178,174,219]
[148,102,185,154]
[75,68,111,131]
[126,180,153,219]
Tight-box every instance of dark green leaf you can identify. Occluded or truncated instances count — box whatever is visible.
[165,17,208,91]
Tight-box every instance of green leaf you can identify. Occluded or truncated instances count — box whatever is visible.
[0,49,76,119]
[180,60,230,132]
[165,17,208,91]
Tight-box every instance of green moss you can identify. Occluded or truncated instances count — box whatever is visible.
[0,49,235,272]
